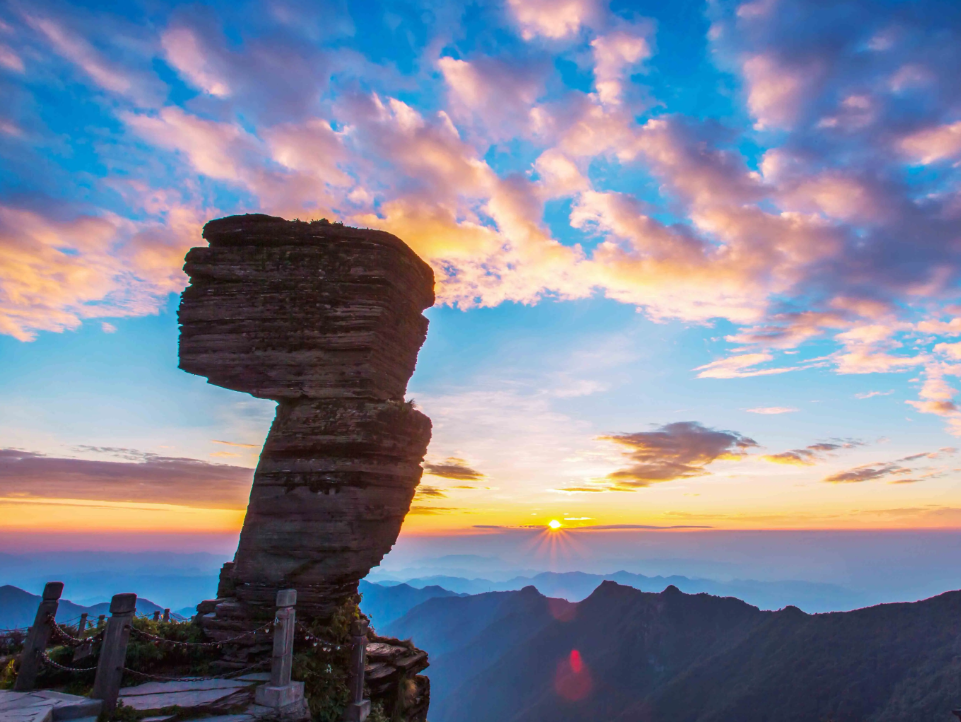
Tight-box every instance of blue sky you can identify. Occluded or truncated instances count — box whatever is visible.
[2,0,961,544]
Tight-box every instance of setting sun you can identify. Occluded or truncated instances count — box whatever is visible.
[548,520,562,530]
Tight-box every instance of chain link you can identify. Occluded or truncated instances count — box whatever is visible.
[122,658,269,683]
[295,622,343,651]
[130,621,272,648]
[39,649,97,673]
[48,616,104,647]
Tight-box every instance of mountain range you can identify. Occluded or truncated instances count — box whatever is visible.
[358,579,463,628]
[385,581,961,722]
[372,569,869,613]
[0,585,172,629]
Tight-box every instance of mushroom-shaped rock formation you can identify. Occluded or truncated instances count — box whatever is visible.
[179,214,433,625]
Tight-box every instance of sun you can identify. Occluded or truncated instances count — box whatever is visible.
[548,519,562,530]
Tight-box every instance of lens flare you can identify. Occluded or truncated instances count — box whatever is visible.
[548,519,562,530]
[554,648,593,701]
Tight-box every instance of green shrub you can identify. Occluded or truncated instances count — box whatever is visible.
[293,595,362,722]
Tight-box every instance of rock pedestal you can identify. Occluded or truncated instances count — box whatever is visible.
[179,214,434,628]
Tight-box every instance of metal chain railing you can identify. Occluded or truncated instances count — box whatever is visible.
[39,649,97,673]
[48,616,104,647]
[130,620,273,648]
[295,621,344,651]
[121,658,270,683]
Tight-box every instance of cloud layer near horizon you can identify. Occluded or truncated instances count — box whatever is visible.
[0,448,254,508]
[1,0,961,430]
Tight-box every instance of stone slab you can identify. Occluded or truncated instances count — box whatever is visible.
[254,682,303,709]
[118,686,253,714]
[2,708,53,722]
[0,690,101,722]
[120,678,253,696]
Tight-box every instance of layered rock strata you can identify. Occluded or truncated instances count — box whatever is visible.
[366,635,430,722]
[178,214,434,626]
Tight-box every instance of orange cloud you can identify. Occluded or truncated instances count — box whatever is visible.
[0,203,201,340]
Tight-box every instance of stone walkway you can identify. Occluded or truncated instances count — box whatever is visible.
[0,673,281,722]
[117,672,274,719]
[0,689,101,722]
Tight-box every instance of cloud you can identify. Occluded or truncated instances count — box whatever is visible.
[438,54,547,138]
[414,485,447,499]
[159,15,330,121]
[900,121,961,165]
[0,202,201,341]
[598,421,757,489]
[423,457,484,481]
[762,441,859,467]
[22,13,163,105]
[572,523,713,530]
[7,0,961,445]
[590,22,654,106]
[212,440,259,449]
[506,0,604,40]
[695,353,807,379]
[855,390,893,399]
[906,363,961,429]
[823,448,957,483]
[745,406,797,414]
[408,505,458,515]
[161,25,230,97]
[0,44,24,73]
[824,462,911,484]
[0,448,253,508]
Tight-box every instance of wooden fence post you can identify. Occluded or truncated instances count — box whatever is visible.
[97,615,105,628]
[344,618,370,722]
[14,581,63,691]
[78,613,88,635]
[255,589,307,718]
[91,593,137,713]
[162,608,170,623]
[152,611,160,622]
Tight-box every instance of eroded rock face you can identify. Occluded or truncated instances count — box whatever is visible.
[178,214,433,622]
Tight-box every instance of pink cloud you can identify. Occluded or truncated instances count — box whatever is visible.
[0,43,24,72]
[934,341,961,361]
[124,107,257,180]
[900,121,961,165]
[161,25,230,97]
[438,55,546,138]
[506,0,604,40]
[741,53,821,129]
[23,14,161,105]
[907,363,960,419]
[590,22,654,106]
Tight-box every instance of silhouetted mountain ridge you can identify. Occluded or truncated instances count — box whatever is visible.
[0,585,170,629]
[358,578,462,628]
[374,569,866,612]
[388,581,961,722]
